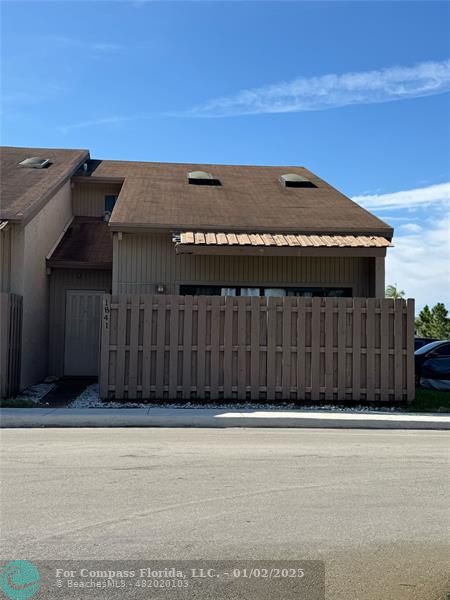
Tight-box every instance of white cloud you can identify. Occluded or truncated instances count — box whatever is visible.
[2,83,65,107]
[51,36,123,53]
[58,111,158,133]
[353,184,450,312]
[352,182,450,211]
[386,214,450,313]
[59,116,131,134]
[185,59,450,117]
[400,223,423,233]
[129,0,154,6]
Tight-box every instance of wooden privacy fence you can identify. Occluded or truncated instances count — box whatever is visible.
[0,293,22,398]
[100,295,415,402]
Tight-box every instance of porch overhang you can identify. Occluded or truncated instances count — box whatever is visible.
[173,232,391,257]
[46,217,112,270]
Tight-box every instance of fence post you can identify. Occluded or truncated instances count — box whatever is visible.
[99,294,111,399]
[266,296,277,400]
[406,299,416,402]
[337,299,346,401]
[210,296,221,401]
[394,298,404,401]
[250,296,260,400]
[182,295,193,400]
[236,297,247,400]
[366,298,376,401]
[128,295,140,399]
[155,295,166,399]
[296,298,306,401]
[380,299,390,401]
[168,295,180,400]
[223,296,233,399]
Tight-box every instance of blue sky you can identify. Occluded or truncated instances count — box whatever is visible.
[1,1,449,311]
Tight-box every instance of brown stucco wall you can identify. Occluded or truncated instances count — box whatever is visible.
[19,181,73,388]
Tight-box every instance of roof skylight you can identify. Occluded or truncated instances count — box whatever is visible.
[280,173,316,188]
[188,171,221,186]
[19,157,51,169]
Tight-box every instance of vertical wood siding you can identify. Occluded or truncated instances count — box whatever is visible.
[0,228,11,292]
[100,295,415,403]
[48,269,112,376]
[116,233,373,295]
[72,183,122,217]
[0,293,22,397]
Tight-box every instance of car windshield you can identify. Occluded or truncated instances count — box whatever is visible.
[415,340,446,355]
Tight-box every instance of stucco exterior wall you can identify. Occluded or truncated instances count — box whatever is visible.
[114,233,375,297]
[19,181,73,388]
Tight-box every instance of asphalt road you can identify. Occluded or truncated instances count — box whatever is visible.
[1,429,449,600]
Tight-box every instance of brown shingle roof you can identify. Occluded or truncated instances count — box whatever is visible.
[0,146,88,221]
[47,217,112,269]
[78,160,392,237]
[1,146,392,236]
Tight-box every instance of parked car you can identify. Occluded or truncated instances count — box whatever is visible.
[415,340,450,390]
[414,337,439,351]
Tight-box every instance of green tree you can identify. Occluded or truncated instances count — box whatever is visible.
[385,283,405,300]
[415,303,450,339]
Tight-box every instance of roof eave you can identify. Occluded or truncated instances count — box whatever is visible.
[175,245,387,258]
[46,260,112,270]
[108,223,393,240]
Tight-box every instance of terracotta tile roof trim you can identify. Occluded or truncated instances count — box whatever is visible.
[177,232,391,248]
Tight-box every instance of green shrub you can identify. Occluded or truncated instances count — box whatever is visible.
[412,388,450,412]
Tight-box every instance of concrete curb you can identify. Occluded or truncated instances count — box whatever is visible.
[1,408,449,429]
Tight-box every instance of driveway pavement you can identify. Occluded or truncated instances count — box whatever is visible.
[1,428,449,600]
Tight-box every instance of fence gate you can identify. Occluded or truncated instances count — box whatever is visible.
[100,295,415,403]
